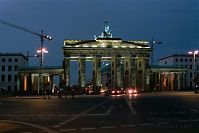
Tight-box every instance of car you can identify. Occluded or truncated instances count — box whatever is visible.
[111,89,124,95]
[126,88,138,95]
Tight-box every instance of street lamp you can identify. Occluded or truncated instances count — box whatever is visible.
[37,48,48,95]
[188,50,199,93]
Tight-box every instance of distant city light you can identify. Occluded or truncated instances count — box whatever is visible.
[188,50,199,55]
[37,48,48,53]
[46,35,52,40]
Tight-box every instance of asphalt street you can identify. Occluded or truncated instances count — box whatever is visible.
[0,92,199,133]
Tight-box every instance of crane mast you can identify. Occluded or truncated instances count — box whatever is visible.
[149,37,162,65]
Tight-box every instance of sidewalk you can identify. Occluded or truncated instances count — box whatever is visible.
[0,94,104,99]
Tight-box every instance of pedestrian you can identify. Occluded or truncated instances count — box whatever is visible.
[63,86,68,99]
[59,88,63,99]
[71,85,75,99]
[43,82,51,99]
[59,80,65,99]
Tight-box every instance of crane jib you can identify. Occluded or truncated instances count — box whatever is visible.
[0,19,52,41]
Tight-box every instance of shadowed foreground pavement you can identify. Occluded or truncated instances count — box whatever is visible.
[0,92,199,133]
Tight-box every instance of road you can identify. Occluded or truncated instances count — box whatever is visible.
[0,92,199,133]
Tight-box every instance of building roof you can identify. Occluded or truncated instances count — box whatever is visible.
[0,52,28,60]
[18,66,63,74]
[159,54,199,61]
[150,65,187,72]
[64,38,149,48]
[96,37,122,40]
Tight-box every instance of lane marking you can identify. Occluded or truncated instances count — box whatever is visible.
[0,114,109,117]
[105,105,114,114]
[53,125,61,128]
[53,98,111,128]
[191,109,198,112]
[192,119,199,122]
[0,114,70,117]
[82,114,108,116]
[177,112,186,114]
[124,97,137,115]
[81,127,96,130]
[162,112,171,115]
[181,105,187,109]
[175,120,188,123]
[158,122,171,125]
[0,120,57,133]
[139,123,153,126]
[101,126,116,129]
[120,124,136,127]
[142,111,199,115]
[59,129,77,132]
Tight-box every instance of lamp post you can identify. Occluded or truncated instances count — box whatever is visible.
[37,48,48,95]
[188,50,199,93]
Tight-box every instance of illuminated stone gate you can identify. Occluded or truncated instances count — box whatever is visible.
[150,66,187,91]
[63,24,151,93]
[18,66,64,95]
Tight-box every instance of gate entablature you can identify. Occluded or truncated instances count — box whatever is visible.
[64,38,149,48]
[63,38,151,58]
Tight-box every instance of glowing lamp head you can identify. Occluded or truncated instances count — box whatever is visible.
[188,50,199,55]
[195,50,199,54]
[188,51,193,54]
[46,35,52,40]
[37,48,48,53]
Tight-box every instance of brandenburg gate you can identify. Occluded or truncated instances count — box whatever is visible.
[63,23,152,92]
[16,23,187,95]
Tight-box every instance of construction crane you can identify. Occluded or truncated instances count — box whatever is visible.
[149,37,162,65]
[0,19,52,95]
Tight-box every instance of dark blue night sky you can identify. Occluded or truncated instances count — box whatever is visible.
[0,0,198,85]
